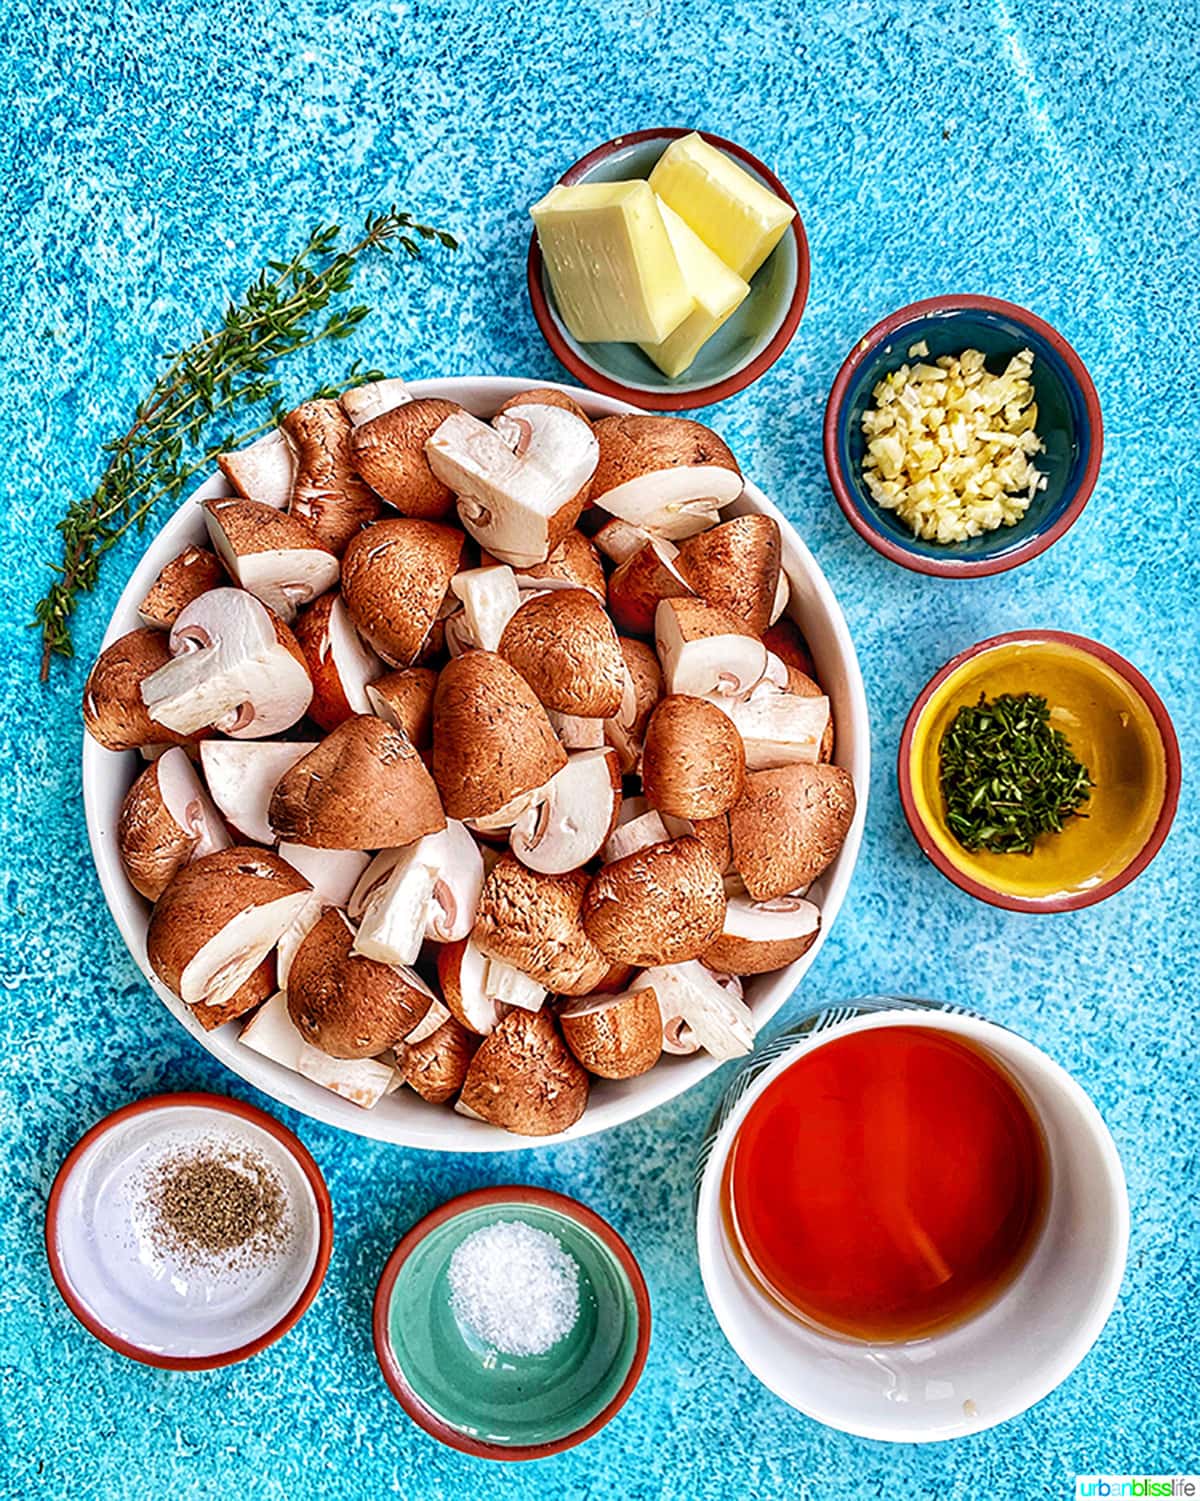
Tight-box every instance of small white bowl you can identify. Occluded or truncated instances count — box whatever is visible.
[695,1000,1129,1441]
[82,377,869,1151]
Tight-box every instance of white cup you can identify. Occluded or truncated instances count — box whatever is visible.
[695,998,1129,1442]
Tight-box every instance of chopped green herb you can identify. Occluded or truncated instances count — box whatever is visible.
[938,692,1092,855]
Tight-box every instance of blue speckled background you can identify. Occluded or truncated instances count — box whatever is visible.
[1,1,1197,1496]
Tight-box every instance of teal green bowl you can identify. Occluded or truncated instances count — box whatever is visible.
[527,127,809,410]
[373,1187,650,1460]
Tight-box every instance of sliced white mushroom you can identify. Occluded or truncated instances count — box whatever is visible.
[118,747,230,900]
[199,740,319,844]
[590,417,743,539]
[705,893,822,974]
[592,516,656,565]
[509,749,622,874]
[655,597,767,699]
[292,592,383,730]
[204,498,340,622]
[448,565,524,650]
[465,785,539,836]
[436,936,548,1033]
[425,405,598,567]
[481,957,546,1013]
[276,893,324,991]
[643,959,755,1061]
[602,804,671,863]
[769,570,791,627]
[706,680,830,769]
[141,589,312,738]
[217,428,296,511]
[340,378,413,428]
[349,822,483,965]
[546,710,605,750]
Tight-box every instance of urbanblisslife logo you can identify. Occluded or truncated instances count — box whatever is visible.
[1075,1480,1199,1498]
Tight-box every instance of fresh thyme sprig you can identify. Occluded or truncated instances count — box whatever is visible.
[939,692,1092,855]
[35,208,458,680]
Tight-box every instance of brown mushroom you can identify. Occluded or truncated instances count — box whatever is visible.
[118,746,229,900]
[192,955,277,1032]
[604,637,663,774]
[202,497,340,622]
[217,429,296,511]
[641,695,746,820]
[349,398,463,518]
[398,1014,477,1103]
[607,538,693,635]
[559,986,663,1079]
[472,853,609,996]
[703,893,821,974]
[675,515,782,635]
[457,1008,589,1136]
[761,616,816,678]
[729,763,856,900]
[483,529,606,601]
[655,596,767,699]
[494,387,592,426]
[365,666,438,748]
[280,398,382,554]
[431,651,566,820]
[581,838,726,967]
[589,415,742,538]
[341,518,463,666]
[83,628,201,752]
[269,715,446,850]
[498,589,625,718]
[285,908,434,1058]
[137,546,227,630]
[290,590,383,731]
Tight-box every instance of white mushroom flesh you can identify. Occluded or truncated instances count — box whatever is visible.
[643,960,755,1061]
[596,465,741,540]
[181,890,315,1007]
[199,739,318,845]
[219,429,295,510]
[448,565,523,651]
[340,378,413,427]
[509,750,620,874]
[546,710,605,749]
[706,681,830,769]
[277,844,370,907]
[154,746,230,858]
[655,602,767,699]
[351,822,483,964]
[602,808,671,863]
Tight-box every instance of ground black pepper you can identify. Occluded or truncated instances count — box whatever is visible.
[140,1142,291,1270]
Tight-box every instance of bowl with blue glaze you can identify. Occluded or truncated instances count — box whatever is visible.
[527,128,810,410]
[822,296,1102,577]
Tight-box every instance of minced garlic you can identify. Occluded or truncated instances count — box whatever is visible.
[860,344,1046,543]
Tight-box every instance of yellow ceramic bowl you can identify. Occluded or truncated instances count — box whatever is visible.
[899,631,1180,911]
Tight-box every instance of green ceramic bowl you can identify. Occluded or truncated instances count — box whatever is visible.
[373,1187,650,1460]
[527,128,809,410]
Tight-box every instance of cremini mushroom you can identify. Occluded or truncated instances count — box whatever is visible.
[397,1014,477,1103]
[589,415,742,539]
[290,590,383,731]
[137,546,226,630]
[602,800,671,863]
[83,628,201,752]
[660,811,732,873]
[447,564,523,651]
[425,404,598,567]
[498,588,626,718]
[199,739,319,844]
[431,651,566,820]
[472,853,610,996]
[269,715,445,850]
[280,398,382,554]
[217,428,296,511]
[140,589,313,739]
[509,748,622,874]
[582,837,726,967]
[708,669,831,769]
[365,666,437,747]
[340,518,463,666]
[643,960,755,1060]
[729,763,856,900]
[437,936,546,1033]
[761,616,816,678]
[285,907,436,1058]
[117,746,229,900]
[190,956,276,1031]
[604,637,663,774]
[348,821,483,965]
[704,892,821,974]
[146,847,312,1009]
[277,845,370,907]
[546,711,605,750]
[559,985,663,1079]
[484,529,606,601]
[202,497,340,623]
[240,992,400,1109]
[675,514,782,635]
[641,695,746,820]
[340,378,413,428]
[457,1008,589,1137]
[607,537,692,635]
[655,596,768,701]
[494,387,592,425]
[592,516,655,565]
[349,397,463,518]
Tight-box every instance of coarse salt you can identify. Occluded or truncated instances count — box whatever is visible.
[447,1219,580,1356]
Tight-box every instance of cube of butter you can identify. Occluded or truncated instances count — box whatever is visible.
[648,132,795,282]
[638,199,750,378]
[531,181,694,344]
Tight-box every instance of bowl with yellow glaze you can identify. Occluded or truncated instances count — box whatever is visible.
[898,631,1180,912]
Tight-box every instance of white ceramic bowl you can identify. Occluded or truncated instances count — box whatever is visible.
[82,377,869,1151]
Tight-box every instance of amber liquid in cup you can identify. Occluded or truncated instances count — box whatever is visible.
[722,1027,1049,1342]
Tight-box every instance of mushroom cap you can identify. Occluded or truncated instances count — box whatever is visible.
[83,628,200,752]
[761,616,816,679]
[607,538,692,636]
[291,591,383,731]
[146,847,311,1005]
[203,497,340,622]
[494,388,592,426]
[349,398,462,518]
[641,695,746,820]
[286,908,433,1058]
[589,415,743,538]
[399,1014,477,1103]
[365,666,438,747]
[137,545,226,630]
[483,530,606,602]
[280,398,382,554]
[558,986,663,1079]
[729,763,856,900]
[472,853,610,996]
[458,1008,589,1137]
[498,589,625,718]
[192,955,276,1032]
[431,651,567,820]
[269,715,446,850]
[118,746,228,900]
[604,637,663,774]
[675,515,782,635]
[703,893,821,974]
[655,595,767,699]
[341,518,464,666]
[581,837,726,967]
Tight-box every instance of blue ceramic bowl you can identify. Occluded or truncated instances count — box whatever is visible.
[823,296,1102,577]
[527,128,809,411]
